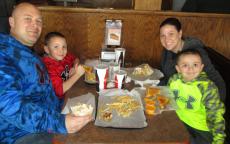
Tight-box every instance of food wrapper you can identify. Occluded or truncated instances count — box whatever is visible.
[95,89,147,128]
[131,86,177,115]
[61,93,96,119]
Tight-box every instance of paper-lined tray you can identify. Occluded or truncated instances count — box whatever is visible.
[131,86,177,115]
[125,64,164,81]
[95,89,147,128]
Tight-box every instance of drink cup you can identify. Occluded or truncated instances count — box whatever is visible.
[109,62,120,81]
[95,64,108,92]
[114,70,127,89]
[115,48,126,67]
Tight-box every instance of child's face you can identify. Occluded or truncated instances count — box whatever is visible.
[44,36,67,61]
[175,54,204,82]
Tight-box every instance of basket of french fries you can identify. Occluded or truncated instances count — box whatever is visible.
[83,65,97,84]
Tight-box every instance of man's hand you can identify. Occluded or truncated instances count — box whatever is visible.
[65,114,93,133]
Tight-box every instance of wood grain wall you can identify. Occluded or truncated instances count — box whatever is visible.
[35,6,230,68]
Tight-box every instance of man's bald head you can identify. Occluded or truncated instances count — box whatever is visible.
[12,3,39,17]
[9,2,42,47]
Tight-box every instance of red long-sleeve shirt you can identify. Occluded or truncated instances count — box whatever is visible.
[42,53,76,99]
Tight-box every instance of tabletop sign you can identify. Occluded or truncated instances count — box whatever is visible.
[104,19,122,47]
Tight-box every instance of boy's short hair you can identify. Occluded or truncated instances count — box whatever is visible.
[44,32,65,46]
[176,49,203,64]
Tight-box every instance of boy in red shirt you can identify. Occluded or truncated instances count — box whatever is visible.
[42,32,85,104]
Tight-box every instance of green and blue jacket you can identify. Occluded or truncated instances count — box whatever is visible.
[0,33,67,144]
[168,72,225,144]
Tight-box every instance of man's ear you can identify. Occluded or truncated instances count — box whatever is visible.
[44,46,50,54]
[9,17,14,28]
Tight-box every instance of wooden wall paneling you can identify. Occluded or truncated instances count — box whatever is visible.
[219,18,230,57]
[118,13,136,66]
[126,14,154,64]
[150,15,165,67]
[87,13,105,60]
[64,12,88,59]
[178,15,230,58]
[154,12,230,59]
[115,14,156,66]
[36,10,89,59]
[67,11,162,67]
[204,17,230,58]
[134,0,162,11]
[36,7,230,69]
[98,13,162,67]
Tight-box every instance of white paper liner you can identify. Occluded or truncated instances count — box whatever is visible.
[132,86,178,115]
[61,93,96,119]
[125,64,164,82]
[95,89,147,128]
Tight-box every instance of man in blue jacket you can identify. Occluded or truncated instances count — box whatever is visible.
[0,2,92,144]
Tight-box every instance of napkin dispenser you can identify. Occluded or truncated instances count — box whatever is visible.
[101,50,116,61]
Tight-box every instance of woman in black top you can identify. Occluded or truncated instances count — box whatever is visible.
[159,17,226,102]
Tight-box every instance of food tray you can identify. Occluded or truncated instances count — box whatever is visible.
[131,86,177,115]
[95,89,147,128]
[125,64,164,81]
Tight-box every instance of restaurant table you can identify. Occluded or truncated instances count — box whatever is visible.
[50,77,190,144]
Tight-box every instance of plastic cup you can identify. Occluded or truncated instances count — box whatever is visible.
[109,62,120,81]
[95,64,108,92]
[114,70,127,89]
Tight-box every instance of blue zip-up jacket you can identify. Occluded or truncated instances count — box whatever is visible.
[0,33,67,144]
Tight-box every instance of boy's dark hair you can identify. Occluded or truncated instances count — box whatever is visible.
[44,32,65,46]
[160,17,182,32]
[176,49,203,64]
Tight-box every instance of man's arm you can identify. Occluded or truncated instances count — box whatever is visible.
[0,57,67,133]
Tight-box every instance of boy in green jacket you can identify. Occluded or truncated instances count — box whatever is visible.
[168,49,225,144]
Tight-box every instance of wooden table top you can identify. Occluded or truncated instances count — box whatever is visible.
[52,77,189,144]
